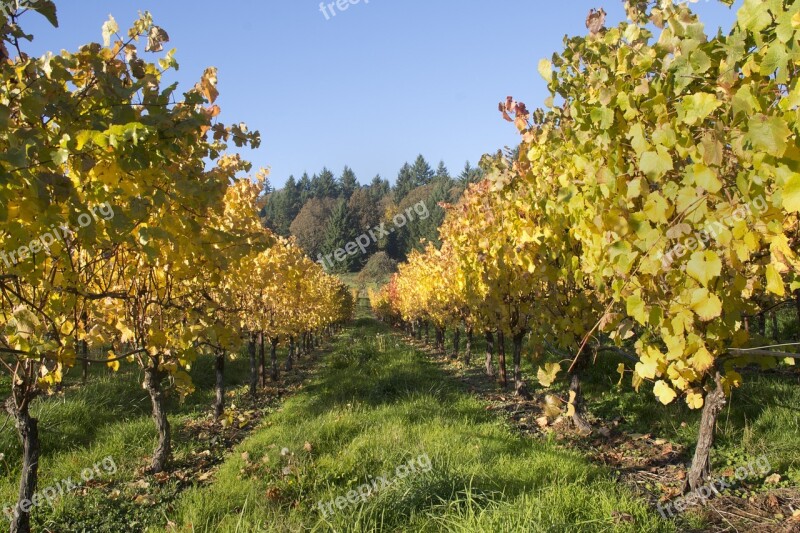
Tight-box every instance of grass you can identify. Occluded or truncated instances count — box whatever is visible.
[0,352,255,532]
[163,315,672,532]
[1,305,795,531]
[455,328,800,485]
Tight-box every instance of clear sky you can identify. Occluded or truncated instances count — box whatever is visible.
[21,0,741,188]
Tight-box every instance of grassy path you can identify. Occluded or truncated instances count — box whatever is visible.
[163,317,671,532]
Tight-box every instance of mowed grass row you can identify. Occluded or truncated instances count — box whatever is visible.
[163,317,672,532]
[1,307,796,531]
[0,353,255,532]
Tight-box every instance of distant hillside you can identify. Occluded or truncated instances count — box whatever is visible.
[261,155,484,273]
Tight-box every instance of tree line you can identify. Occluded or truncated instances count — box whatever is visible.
[261,156,485,272]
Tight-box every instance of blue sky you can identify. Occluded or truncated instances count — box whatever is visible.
[21,0,741,188]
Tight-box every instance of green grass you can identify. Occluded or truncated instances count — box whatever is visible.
[456,328,800,485]
[0,353,255,532]
[2,306,795,531]
[552,351,800,482]
[163,317,672,532]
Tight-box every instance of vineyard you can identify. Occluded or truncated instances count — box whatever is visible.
[1,0,799,532]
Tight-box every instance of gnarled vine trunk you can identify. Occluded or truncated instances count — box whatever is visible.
[497,330,508,388]
[214,350,225,419]
[270,337,279,382]
[80,310,89,384]
[795,290,800,335]
[511,332,529,398]
[464,327,473,365]
[684,372,727,493]
[286,336,295,371]
[484,331,495,377]
[5,395,39,533]
[568,356,592,435]
[259,332,267,388]
[248,333,258,398]
[144,366,171,474]
[451,327,461,360]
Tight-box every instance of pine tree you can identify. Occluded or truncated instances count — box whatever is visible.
[458,161,483,186]
[262,191,290,236]
[298,172,312,204]
[393,163,415,204]
[313,167,339,198]
[340,166,358,200]
[411,154,434,186]
[283,175,301,222]
[370,174,391,201]
[321,199,358,272]
[435,160,450,179]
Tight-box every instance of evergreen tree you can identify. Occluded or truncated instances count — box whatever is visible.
[393,163,415,204]
[339,166,358,200]
[283,175,302,222]
[313,167,339,198]
[298,172,312,204]
[260,174,273,197]
[393,177,452,257]
[369,174,391,201]
[320,199,359,272]
[411,154,434,186]
[262,191,289,236]
[435,160,450,180]
[458,161,483,186]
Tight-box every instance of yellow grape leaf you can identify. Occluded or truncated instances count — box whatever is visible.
[686,251,722,287]
[720,371,742,395]
[632,371,643,392]
[766,264,785,296]
[690,345,715,372]
[60,320,75,336]
[689,288,723,321]
[685,388,705,409]
[653,380,677,405]
[537,362,561,387]
[116,321,136,343]
[643,191,670,224]
[538,59,553,82]
[58,346,77,367]
[107,350,120,372]
[783,173,800,212]
[635,359,658,380]
[626,294,648,325]
[690,163,722,193]
[566,391,577,418]
[663,331,686,360]
[616,363,625,385]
